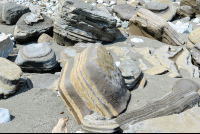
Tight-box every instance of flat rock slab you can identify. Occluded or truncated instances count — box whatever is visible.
[0,108,10,124]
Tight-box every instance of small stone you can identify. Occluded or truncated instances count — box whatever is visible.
[0,109,11,124]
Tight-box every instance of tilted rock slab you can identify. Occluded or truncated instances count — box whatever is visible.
[15,43,57,72]
[0,57,22,99]
[187,27,200,50]
[180,0,200,15]
[129,8,185,46]
[143,0,177,21]
[58,43,130,124]
[14,12,53,43]
[78,79,200,132]
[53,0,117,46]
[0,35,13,58]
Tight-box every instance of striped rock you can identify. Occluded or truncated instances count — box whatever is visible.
[143,0,177,21]
[58,43,130,124]
[0,57,22,99]
[15,43,57,72]
[187,27,200,50]
[129,8,185,46]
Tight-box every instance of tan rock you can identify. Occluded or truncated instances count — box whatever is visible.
[138,77,146,89]
[38,33,54,43]
[52,118,69,133]
[145,65,168,75]
[116,0,126,5]
[187,27,200,50]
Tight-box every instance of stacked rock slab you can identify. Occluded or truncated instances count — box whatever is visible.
[0,57,22,99]
[190,43,200,68]
[53,0,117,46]
[143,0,177,21]
[177,5,195,18]
[15,43,57,72]
[0,35,13,58]
[14,12,53,43]
[187,27,200,50]
[180,0,200,15]
[129,8,185,46]
[58,43,130,124]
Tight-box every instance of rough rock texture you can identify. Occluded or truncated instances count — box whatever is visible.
[14,12,53,43]
[143,0,177,21]
[187,27,200,50]
[37,33,54,44]
[58,43,130,124]
[0,108,10,124]
[52,118,69,133]
[124,107,200,133]
[2,2,30,25]
[190,43,200,68]
[0,57,23,99]
[53,0,117,46]
[0,35,13,58]
[180,0,200,14]
[113,4,141,21]
[129,8,185,46]
[59,43,93,68]
[15,43,57,72]
[177,5,195,18]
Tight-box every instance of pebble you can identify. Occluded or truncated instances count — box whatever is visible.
[0,108,11,124]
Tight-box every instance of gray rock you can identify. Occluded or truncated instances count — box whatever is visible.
[53,0,117,46]
[2,2,30,25]
[145,2,168,12]
[15,42,57,72]
[191,43,200,68]
[0,109,10,124]
[0,35,13,58]
[14,12,53,43]
[177,5,195,18]
[113,4,141,21]
[197,0,200,11]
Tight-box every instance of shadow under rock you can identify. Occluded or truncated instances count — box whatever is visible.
[11,115,15,121]
[103,37,127,46]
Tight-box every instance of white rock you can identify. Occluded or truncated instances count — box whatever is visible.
[0,108,11,124]
[131,38,144,43]
[115,61,120,67]
[168,21,193,34]
[193,18,200,23]
[97,0,103,3]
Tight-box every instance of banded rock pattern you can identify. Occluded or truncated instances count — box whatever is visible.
[58,43,130,124]
[187,27,200,50]
[53,0,117,46]
[129,8,185,46]
[0,57,22,99]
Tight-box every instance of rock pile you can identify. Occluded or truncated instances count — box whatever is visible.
[53,0,117,46]
[58,43,130,124]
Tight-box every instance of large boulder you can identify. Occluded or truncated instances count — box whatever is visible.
[0,57,23,99]
[129,8,185,46]
[0,35,13,58]
[14,12,53,43]
[15,42,57,72]
[53,0,117,46]
[187,27,200,50]
[180,0,200,15]
[2,2,30,25]
[58,43,130,124]
[143,0,177,21]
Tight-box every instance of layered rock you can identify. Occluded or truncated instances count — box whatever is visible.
[187,27,200,50]
[53,0,117,46]
[177,5,195,18]
[0,35,13,58]
[129,8,185,46]
[190,43,200,68]
[14,12,53,43]
[180,0,200,14]
[113,4,141,21]
[1,2,30,25]
[58,43,130,124]
[143,0,177,21]
[0,57,23,99]
[15,43,57,72]
[124,107,200,133]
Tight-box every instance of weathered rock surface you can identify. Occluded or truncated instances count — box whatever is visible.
[58,43,130,124]
[0,57,23,99]
[187,27,200,50]
[113,4,141,21]
[177,5,195,18]
[0,35,13,58]
[124,107,200,133]
[0,108,10,124]
[129,8,185,46]
[15,43,57,72]
[143,0,177,21]
[180,0,200,14]
[14,12,53,43]
[2,2,30,25]
[59,43,93,68]
[53,0,117,46]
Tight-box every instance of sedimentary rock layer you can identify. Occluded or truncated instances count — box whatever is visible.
[58,43,130,124]
[129,8,185,46]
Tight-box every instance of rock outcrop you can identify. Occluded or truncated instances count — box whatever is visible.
[0,57,23,99]
[15,43,57,72]
[187,27,200,50]
[129,8,185,46]
[58,43,130,124]
[53,0,117,46]
[0,35,13,58]
[14,12,53,43]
